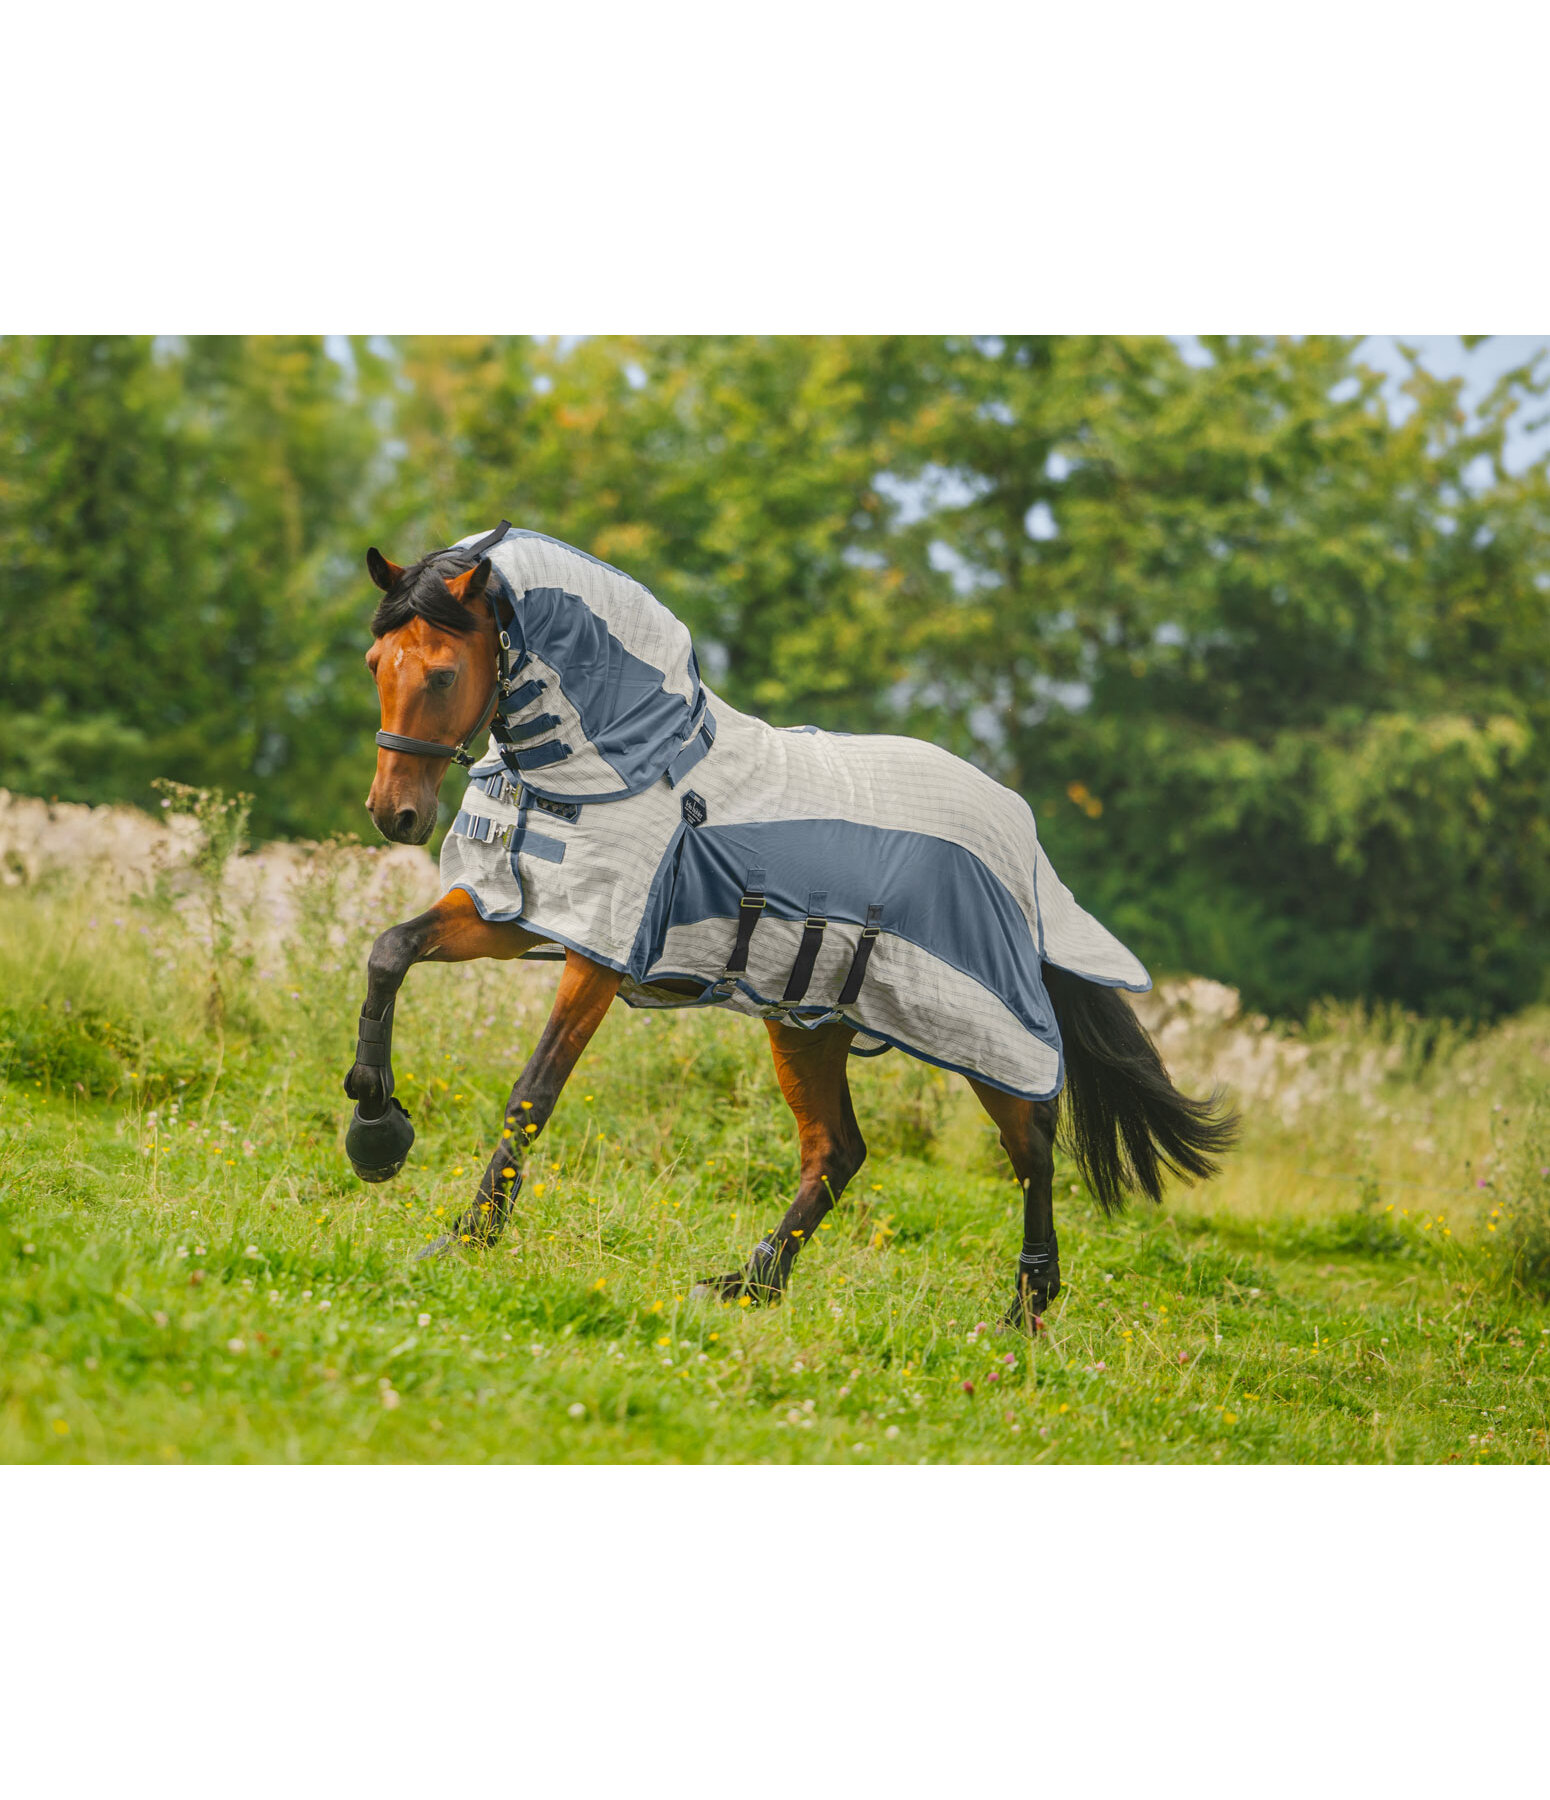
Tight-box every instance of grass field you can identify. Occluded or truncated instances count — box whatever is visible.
[3,841,1548,1464]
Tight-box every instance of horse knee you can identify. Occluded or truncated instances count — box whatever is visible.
[367,922,419,986]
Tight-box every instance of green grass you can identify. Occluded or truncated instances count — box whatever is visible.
[2,868,1547,1463]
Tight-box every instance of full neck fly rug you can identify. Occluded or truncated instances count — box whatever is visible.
[436,524,1149,1102]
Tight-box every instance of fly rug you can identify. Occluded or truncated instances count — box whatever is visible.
[344,522,1236,1328]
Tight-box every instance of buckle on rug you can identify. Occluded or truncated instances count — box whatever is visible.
[451,809,514,848]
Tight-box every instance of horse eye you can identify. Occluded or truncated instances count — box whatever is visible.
[427,668,457,691]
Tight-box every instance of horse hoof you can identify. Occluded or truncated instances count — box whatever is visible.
[346,1098,415,1183]
[414,1234,454,1261]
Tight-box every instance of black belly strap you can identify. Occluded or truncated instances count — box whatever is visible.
[836,904,884,1007]
[711,867,767,999]
[781,891,828,1002]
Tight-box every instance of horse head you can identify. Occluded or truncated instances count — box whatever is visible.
[363,546,500,845]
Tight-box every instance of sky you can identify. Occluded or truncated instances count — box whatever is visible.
[1170,335,1548,472]
[1346,336,1544,471]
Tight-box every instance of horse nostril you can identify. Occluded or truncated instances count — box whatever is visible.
[394,808,419,840]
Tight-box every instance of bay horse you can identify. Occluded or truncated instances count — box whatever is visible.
[343,526,1235,1327]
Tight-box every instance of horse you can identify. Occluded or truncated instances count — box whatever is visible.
[343,522,1236,1328]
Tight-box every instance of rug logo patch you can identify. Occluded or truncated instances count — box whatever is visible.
[681,790,708,828]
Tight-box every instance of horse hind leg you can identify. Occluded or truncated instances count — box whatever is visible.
[968,1080,1061,1332]
[694,1021,865,1305]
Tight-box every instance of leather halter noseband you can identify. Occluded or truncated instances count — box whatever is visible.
[374,697,498,769]
[374,522,513,769]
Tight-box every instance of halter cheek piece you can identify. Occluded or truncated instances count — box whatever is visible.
[374,521,516,769]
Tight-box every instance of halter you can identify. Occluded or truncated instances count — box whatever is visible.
[374,521,517,769]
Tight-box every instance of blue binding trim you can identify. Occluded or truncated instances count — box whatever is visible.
[447,882,525,926]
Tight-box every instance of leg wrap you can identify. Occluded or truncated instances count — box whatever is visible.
[751,1236,781,1273]
[746,1235,792,1293]
[1018,1232,1061,1302]
[354,1003,395,1097]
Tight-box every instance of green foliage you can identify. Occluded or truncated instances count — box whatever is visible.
[1,877,1545,1464]
[3,334,1548,1016]
[1498,1097,1550,1300]
[0,1000,135,1096]
[149,779,253,1031]
[0,336,387,838]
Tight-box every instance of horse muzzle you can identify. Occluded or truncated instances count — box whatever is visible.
[367,800,435,845]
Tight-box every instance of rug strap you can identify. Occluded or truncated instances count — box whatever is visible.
[836,904,884,1007]
[460,520,513,561]
[711,867,767,998]
[781,891,828,1002]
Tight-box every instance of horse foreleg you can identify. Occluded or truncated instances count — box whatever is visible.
[344,890,537,1183]
[969,1080,1060,1332]
[423,948,623,1256]
[696,1021,866,1305]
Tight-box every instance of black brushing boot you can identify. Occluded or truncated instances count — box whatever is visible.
[1003,1232,1060,1331]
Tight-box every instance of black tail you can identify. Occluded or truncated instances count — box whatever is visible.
[1042,963,1239,1213]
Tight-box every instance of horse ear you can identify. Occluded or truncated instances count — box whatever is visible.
[367,548,404,592]
[444,558,493,605]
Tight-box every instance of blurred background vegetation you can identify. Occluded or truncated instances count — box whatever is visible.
[2,334,1547,1021]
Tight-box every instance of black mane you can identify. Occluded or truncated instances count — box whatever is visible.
[370,546,483,638]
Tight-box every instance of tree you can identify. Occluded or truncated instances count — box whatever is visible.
[5,333,1547,1018]
[0,336,386,837]
[883,336,1550,1015]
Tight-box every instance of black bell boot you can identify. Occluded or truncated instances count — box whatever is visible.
[345,1097,415,1183]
